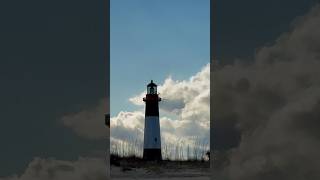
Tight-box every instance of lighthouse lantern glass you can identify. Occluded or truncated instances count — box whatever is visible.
[147,86,157,94]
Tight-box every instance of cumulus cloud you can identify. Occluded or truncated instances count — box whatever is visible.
[130,64,210,123]
[110,110,145,146]
[212,4,320,180]
[61,98,108,139]
[0,157,107,180]
[128,63,210,130]
[112,64,210,159]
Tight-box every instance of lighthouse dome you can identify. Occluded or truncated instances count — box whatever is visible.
[147,80,157,87]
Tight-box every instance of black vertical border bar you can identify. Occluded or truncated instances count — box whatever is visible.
[210,0,216,178]
[104,0,110,179]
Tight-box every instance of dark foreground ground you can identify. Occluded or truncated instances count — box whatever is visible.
[111,156,210,179]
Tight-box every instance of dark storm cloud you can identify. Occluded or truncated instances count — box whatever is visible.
[215,0,317,64]
[213,5,320,179]
[0,157,107,180]
[61,98,108,139]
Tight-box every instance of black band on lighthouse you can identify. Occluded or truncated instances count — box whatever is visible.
[145,101,159,116]
[143,149,162,161]
[144,94,160,116]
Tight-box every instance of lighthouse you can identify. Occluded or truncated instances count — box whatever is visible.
[143,80,162,161]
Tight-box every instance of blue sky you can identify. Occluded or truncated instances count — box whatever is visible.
[110,0,210,115]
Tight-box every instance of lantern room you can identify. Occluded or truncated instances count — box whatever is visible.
[147,80,157,94]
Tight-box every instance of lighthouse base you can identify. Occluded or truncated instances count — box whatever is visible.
[143,149,162,161]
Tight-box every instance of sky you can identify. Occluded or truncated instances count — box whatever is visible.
[110,0,211,160]
[110,0,210,116]
[0,0,319,179]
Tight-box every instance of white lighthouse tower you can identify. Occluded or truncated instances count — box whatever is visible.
[143,80,162,161]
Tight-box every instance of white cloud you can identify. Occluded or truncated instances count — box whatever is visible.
[112,64,210,159]
[110,111,145,142]
[129,64,210,124]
